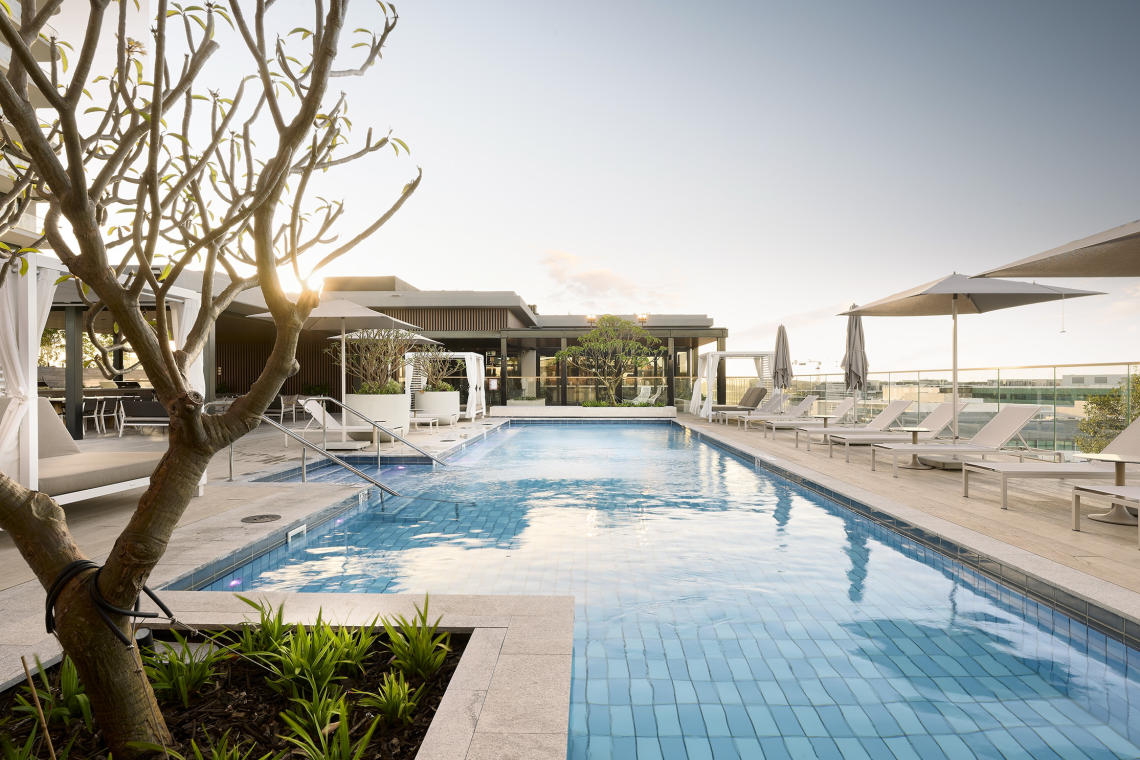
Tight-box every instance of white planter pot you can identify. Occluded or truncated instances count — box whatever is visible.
[415,390,461,424]
[344,392,410,439]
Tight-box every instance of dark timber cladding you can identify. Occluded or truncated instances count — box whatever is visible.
[209,274,727,397]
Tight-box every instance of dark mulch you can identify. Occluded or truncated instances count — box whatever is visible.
[0,631,468,760]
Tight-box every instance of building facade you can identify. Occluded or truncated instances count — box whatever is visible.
[213,276,728,406]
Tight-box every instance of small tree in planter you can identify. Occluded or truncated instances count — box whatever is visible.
[328,329,422,431]
[411,347,464,421]
[329,329,422,394]
[557,316,662,405]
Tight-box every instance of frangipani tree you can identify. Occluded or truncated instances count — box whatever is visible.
[557,315,661,404]
[0,0,419,754]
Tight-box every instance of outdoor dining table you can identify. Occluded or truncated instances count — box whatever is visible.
[1077,451,1137,525]
[811,414,840,428]
[889,426,932,470]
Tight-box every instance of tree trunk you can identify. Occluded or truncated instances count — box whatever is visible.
[53,577,172,754]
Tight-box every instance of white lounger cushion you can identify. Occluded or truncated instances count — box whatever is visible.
[39,451,164,496]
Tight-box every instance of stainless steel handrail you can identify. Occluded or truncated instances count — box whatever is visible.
[306,395,448,467]
[203,400,400,497]
[255,415,401,497]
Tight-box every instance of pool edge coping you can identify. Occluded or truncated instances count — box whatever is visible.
[675,418,1140,649]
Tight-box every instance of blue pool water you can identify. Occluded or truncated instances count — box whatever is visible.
[205,423,1140,759]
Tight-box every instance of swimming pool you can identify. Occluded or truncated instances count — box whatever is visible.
[205,422,1140,759]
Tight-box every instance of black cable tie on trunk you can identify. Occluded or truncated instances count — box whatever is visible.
[45,559,175,647]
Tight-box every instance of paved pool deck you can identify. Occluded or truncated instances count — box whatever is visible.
[676,413,1140,635]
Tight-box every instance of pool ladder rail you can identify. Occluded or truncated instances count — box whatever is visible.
[206,398,446,499]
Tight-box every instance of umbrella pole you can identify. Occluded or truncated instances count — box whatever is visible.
[340,317,347,444]
[952,295,959,440]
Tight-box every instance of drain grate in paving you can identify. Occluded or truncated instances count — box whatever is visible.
[241,514,281,524]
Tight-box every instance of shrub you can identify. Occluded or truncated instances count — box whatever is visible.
[355,379,405,395]
[262,617,347,699]
[279,695,378,760]
[135,730,276,760]
[381,596,450,683]
[14,656,93,733]
[144,630,228,709]
[357,672,419,726]
[229,596,292,657]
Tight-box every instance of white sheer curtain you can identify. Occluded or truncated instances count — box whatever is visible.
[169,297,205,394]
[463,353,485,418]
[688,354,708,416]
[0,267,58,478]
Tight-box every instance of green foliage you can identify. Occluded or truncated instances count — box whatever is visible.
[13,656,93,733]
[328,329,423,391]
[0,726,40,760]
[261,617,347,699]
[411,347,463,393]
[279,695,379,760]
[1076,375,1140,453]
[355,379,405,395]
[356,671,419,726]
[133,730,277,760]
[144,630,228,709]
[381,596,450,683]
[556,316,662,404]
[229,596,292,657]
[302,384,330,396]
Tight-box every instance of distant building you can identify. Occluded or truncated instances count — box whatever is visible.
[214,276,728,406]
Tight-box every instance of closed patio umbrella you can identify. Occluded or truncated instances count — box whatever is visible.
[772,325,792,391]
[842,274,1101,438]
[841,305,868,418]
[251,300,420,445]
[980,218,1140,278]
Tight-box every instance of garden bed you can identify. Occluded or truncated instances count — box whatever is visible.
[491,404,676,418]
[0,598,465,760]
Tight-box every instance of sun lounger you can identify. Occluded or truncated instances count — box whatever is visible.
[301,399,382,445]
[963,415,1140,509]
[871,404,1042,477]
[22,398,170,505]
[825,402,969,462]
[716,390,784,424]
[712,385,766,413]
[794,400,911,451]
[761,396,852,438]
[741,395,818,434]
[1072,484,1140,547]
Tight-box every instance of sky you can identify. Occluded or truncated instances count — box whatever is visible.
[57,0,1140,375]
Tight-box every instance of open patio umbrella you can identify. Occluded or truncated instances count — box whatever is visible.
[772,325,792,390]
[251,300,420,445]
[980,218,1140,278]
[842,274,1101,438]
[841,305,868,418]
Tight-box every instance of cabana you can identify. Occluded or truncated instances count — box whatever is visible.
[0,253,208,497]
[687,351,774,421]
[404,351,487,421]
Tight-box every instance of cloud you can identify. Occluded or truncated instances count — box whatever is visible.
[541,251,678,311]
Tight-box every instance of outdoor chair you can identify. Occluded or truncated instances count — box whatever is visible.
[824,402,968,462]
[871,404,1043,477]
[793,400,911,451]
[963,415,1140,509]
[629,386,652,405]
[118,398,170,437]
[82,398,104,434]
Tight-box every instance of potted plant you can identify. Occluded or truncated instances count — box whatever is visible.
[412,347,463,423]
[329,329,419,436]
